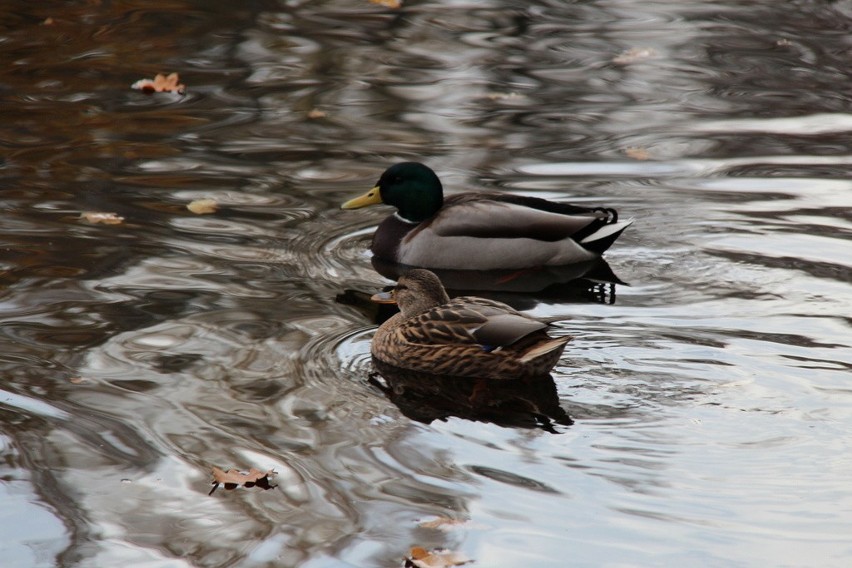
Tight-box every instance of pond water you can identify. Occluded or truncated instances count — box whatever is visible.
[2,1,851,566]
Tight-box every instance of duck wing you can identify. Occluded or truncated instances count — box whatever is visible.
[399,297,548,349]
[429,193,612,243]
[470,313,548,348]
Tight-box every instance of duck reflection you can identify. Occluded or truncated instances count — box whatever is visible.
[370,358,573,433]
[371,256,624,308]
[337,257,624,321]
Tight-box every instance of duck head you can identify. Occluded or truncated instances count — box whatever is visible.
[341,162,444,223]
[371,269,450,317]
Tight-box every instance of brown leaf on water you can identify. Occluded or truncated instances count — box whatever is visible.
[307,108,327,119]
[624,146,651,160]
[612,47,657,65]
[187,198,218,215]
[132,72,186,95]
[483,91,523,101]
[43,17,55,25]
[68,376,87,384]
[370,0,402,8]
[209,467,276,495]
[80,211,124,225]
[417,517,470,531]
[405,547,472,568]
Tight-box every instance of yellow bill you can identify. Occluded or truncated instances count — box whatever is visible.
[341,186,383,209]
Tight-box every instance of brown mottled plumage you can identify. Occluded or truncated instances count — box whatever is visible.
[371,269,572,380]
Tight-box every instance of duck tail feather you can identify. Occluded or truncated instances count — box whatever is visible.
[519,336,572,364]
[579,218,634,254]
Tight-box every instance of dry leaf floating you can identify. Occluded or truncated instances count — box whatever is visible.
[80,211,124,225]
[209,466,276,495]
[405,547,472,568]
[187,198,218,215]
[132,72,186,95]
[307,108,327,119]
[417,517,470,531]
[612,47,658,65]
[370,0,402,7]
[624,147,651,160]
[484,92,523,101]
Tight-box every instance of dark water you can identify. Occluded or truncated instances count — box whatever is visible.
[2,1,851,566]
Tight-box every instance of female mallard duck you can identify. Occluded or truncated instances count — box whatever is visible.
[371,269,571,380]
[342,162,632,270]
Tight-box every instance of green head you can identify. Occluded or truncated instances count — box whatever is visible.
[342,162,444,223]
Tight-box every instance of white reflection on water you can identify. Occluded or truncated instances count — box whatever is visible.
[0,391,70,421]
[0,436,69,568]
[515,154,852,178]
[692,113,852,135]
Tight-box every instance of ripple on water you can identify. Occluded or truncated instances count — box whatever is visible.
[94,256,278,299]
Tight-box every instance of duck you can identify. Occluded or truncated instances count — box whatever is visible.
[370,269,572,380]
[342,162,633,270]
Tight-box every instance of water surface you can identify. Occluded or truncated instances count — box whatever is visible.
[1,1,851,566]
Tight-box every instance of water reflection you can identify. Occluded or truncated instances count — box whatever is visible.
[371,256,624,304]
[370,359,572,432]
[336,257,624,317]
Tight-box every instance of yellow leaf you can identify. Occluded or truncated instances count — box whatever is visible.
[410,547,429,560]
[187,198,218,215]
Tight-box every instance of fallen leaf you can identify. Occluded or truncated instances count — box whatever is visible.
[43,17,55,25]
[418,517,470,531]
[80,211,124,225]
[612,47,657,65]
[405,547,472,568]
[132,72,186,95]
[187,198,218,215]
[483,92,523,101]
[209,466,276,495]
[370,0,402,7]
[68,376,87,384]
[624,146,651,160]
[307,108,327,119]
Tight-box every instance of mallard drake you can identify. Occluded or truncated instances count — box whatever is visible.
[371,269,572,380]
[342,162,633,270]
